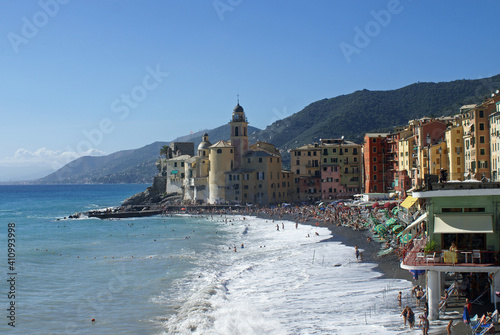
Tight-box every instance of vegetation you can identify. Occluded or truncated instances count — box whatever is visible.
[36,74,500,183]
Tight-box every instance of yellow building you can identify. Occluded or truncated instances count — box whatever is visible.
[163,103,292,205]
[445,121,464,181]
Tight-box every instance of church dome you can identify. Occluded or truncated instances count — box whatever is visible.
[197,133,212,152]
[232,103,246,122]
[233,103,244,114]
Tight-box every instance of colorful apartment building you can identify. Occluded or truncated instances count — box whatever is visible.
[445,120,465,181]
[291,138,362,202]
[490,102,500,181]
[363,133,390,193]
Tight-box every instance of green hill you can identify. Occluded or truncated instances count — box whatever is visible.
[37,74,500,183]
[256,76,500,151]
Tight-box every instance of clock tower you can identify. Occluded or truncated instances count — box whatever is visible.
[230,103,248,169]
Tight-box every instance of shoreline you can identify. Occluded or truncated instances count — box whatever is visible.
[255,211,414,283]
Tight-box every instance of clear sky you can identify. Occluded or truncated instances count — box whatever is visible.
[1,0,499,181]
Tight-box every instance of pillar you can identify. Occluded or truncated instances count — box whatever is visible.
[427,270,440,320]
[492,271,500,309]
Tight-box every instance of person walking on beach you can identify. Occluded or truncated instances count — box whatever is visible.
[446,320,453,335]
[408,307,415,329]
[397,291,402,307]
[400,305,409,326]
[419,315,429,335]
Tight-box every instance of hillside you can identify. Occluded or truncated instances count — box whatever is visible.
[255,76,500,151]
[37,74,500,183]
[37,124,260,184]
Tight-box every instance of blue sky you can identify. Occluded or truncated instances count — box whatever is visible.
[1,0,499,181]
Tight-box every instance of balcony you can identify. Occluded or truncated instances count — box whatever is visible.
[400,237,500,271]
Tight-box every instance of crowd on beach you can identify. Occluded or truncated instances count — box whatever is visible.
[155,201,500,334]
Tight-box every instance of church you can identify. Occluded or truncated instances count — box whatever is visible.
[160,103,293,205]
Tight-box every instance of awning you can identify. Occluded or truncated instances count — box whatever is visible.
[434,214,494,234]
[400,212,427,236]
[171,170,179,174]
[400,196,418,209]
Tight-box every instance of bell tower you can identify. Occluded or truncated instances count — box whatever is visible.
[230,101,248,169]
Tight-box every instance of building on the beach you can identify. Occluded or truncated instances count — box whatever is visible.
[158,103,293,205]
[444,118,465,181]
[490,103,500,181]
[363,133,390,194]
[291,138,362,202]
[400,181,500,321]
[462,95,500,181]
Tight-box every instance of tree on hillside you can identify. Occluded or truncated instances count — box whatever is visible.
[160,145,170,159]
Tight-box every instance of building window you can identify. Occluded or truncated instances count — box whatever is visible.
[259,158,263,163]
[479,110,484,118]
[217,149,222,154]
[296,169,300,174]
[323,149,328,155]
[373,147,377,153]
[174,162,177,167]
[479,123,485,131]
[373,165,377,172]
[181,162,184,167]
[373,157,377,162]
[480,136,485,144]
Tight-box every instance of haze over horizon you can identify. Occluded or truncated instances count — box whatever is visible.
[1,0,500,181]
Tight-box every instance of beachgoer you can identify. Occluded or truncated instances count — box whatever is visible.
[411,285,420,298]
[449,242,458,252]
[400,306,408,326]
[446,320,453,335]
[276,224,279,231]
[463,300,471,324]
[397,292,402,307]
[440,289,449,309]
[416,287,424,307]
[355,245,359,260]
[407,307,415,329]
[419,315,429,335]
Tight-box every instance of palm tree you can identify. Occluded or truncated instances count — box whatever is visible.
[160,145,170,158]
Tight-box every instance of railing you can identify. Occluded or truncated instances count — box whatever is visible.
[401,249,500,267]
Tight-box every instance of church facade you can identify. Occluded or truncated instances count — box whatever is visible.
[161,103,293,205]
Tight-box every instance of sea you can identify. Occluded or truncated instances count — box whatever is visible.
[0,184,418,335]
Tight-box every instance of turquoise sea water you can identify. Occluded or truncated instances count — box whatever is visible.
[0,184,414,335]
[0,184,217,334]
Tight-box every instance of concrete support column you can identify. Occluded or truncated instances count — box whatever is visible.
[492,271,500,309]
[427,270,440,320]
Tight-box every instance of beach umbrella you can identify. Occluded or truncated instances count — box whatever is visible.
[372,202,380,209]
[373,224,387,234]
[399,233,413,244]
[392,224,404,233]
[396,230,405,238]
[384,218,397,227]
[391,207,399,215]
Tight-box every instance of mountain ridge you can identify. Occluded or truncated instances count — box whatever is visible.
[35,74,500,184]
